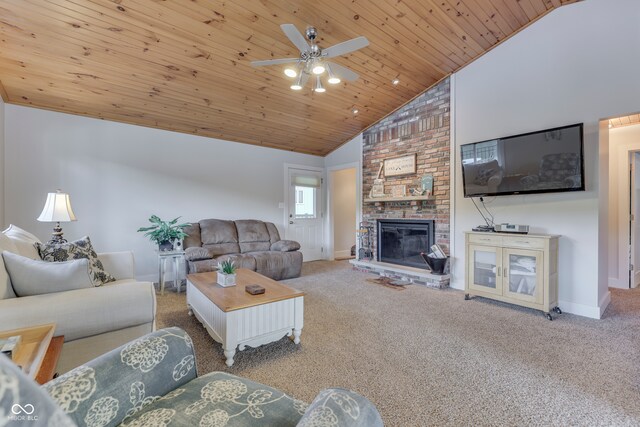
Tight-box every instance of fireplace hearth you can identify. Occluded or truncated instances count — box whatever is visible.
[377,219,435,269]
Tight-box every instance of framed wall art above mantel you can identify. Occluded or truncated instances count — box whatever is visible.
[384,154,417,177]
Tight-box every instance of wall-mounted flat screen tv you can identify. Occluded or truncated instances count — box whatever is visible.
[461,123,584,198]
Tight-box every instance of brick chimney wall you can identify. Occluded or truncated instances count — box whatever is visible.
[362,78,450,260]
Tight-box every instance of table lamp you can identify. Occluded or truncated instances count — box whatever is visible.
[37,189,77,244]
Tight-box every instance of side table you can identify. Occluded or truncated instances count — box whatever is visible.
[157,250,186,295]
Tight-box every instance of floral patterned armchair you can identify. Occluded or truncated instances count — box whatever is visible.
[0,327,383,426]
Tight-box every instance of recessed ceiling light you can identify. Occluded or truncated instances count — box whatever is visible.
[392,78,400,85]
[352,108,359,114]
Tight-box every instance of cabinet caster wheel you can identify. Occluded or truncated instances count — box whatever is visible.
[546,313,553,321]
[553,306,562,314]
[464,293,470,300]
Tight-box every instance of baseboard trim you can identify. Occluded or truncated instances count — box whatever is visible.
[598,291,612,318]
[557,299,602,319]
[608,277,626,289]
[334,250,352,259]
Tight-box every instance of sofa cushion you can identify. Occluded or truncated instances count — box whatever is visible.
[3,224,41,260]
[37,236,116,286]
[296,388,383,427]
[265,222,281,244]
[2,251,93,297]
[182,222,202,249]
[0,234,18,299]
[199,220,240,255]
[216,253,257,271]
[188,258,218,274]
[0,281,156,342]
[185,247,213,262]
[252,251,303,281]
[271,240,301,252]
[236,220,271,253]
[122,371,307,427]
[0,356,76,427]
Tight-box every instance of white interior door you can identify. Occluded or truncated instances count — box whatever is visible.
[630,152,640,288]
[286,167,324,261]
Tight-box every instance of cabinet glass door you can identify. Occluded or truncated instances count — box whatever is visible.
[504,249,543,304]
[468,245,502,295]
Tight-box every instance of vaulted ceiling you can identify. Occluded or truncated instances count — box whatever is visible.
[0,0,578,156]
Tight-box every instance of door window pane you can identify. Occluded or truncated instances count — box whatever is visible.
[295,186,316,218]
[474,250,497,289]
[508,254,537,296]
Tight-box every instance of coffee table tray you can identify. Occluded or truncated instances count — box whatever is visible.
[0,323,56,379]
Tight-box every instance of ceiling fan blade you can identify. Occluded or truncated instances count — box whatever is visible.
[280,24,310,53]
[326,62,359,81]
[323,36,369,58]
[251,58,299,67]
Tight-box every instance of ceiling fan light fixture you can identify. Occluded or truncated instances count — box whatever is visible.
[313,76,326,93]
[291,73,305,90]
[284,67,297,78]
[326,64,341,84]
[312,60,326,75]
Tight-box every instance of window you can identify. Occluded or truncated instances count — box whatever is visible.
[294,186,315,218]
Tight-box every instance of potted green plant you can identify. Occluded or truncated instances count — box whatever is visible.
[217,259,237,287]
[137,215,190,251]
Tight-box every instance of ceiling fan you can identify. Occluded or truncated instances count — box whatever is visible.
[251,24,369,92]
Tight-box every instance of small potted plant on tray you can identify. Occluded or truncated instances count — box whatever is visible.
[217,259,237,287]
[137,215,190,251]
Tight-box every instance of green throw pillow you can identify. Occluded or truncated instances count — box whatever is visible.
[37,236,116,286]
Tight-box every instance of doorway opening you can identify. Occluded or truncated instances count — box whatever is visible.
[607,113,640,289]
[328,165,358,260]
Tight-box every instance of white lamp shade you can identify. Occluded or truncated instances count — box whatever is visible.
[37,191,77,222]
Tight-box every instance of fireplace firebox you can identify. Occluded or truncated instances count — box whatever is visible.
[377,219,435,269]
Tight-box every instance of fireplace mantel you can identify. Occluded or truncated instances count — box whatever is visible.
[363,195,433,203]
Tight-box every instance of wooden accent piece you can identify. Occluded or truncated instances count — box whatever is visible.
[0,324,56,380]
[35,336,64,385]
[364,195,433,203]
[187,269,304,312]
[0,79,8,102]
[0,0,578,155]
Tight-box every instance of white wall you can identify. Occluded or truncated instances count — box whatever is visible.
[4,105,323,280]
[608,124,640,288]
[331,168,357,258]
[324,134,362,168]
[452,0,640,318]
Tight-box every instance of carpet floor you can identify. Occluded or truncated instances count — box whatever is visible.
[157,261,640,426]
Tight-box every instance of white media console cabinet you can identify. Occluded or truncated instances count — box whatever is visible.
[464,231,560,320]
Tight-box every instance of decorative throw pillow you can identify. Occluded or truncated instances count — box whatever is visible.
[2,251,93,297]
[2,224,41,260]
[37,236,116,286]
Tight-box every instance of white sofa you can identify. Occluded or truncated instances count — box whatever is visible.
[0,226,156,374]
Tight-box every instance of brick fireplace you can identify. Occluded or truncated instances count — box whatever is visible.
[362,78,450,267]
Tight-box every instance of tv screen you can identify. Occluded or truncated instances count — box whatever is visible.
[461,123,584,198]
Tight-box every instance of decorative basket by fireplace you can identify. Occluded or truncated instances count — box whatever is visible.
[357,222,374,261]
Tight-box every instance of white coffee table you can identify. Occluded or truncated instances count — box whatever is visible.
[186,269,304,367]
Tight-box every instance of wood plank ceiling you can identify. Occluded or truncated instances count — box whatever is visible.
[609,114,640,129]
[0,0,579,156]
